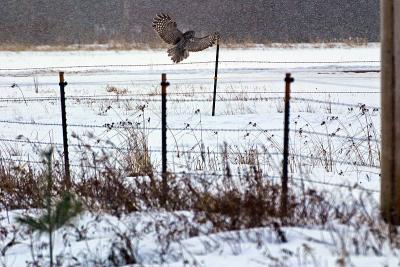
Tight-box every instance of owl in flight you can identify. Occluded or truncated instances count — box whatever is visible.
[152,13,220,63]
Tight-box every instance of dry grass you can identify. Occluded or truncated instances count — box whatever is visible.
[0,41,164,52]
[0,139,397,266]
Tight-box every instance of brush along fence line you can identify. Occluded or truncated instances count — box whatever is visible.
[0,156,380,195]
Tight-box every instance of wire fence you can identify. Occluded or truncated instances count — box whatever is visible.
[0,93,381,154]
[0,60,381,195]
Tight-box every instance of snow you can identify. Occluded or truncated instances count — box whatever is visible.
[1,209,398,267]
[0,44,390,266]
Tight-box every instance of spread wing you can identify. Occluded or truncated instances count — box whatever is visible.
[152,13,183,45]
[186,33,219,52]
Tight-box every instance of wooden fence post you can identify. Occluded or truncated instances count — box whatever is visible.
[381,0,400,225]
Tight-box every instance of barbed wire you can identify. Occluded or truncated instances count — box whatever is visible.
[0,96,381,116]
[291,97,380,110]
[0,60,381,72]
[0,92,381,104]
[0,157,43,165]
[0,97,59,103]
[0,119,283,132]
[292,153,380,169]
[0,157,100,170]
[220,60,380,64]
[0,96,283,103]
[0,73,380,87]
[71,96,283,102]
[0,118,381,143]
[0,136,380,169]
[0,137,284,155]
[0,78,286,86]
[0,120,61,127]
[0,138,63,147]
[291,129,380,143]
[294,79,379,90]
[65,91,377,96]
[289,176,379,193]
[0,75,380,88]
[152,171,380,193]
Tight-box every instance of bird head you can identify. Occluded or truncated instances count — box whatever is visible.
[183,31,195,38]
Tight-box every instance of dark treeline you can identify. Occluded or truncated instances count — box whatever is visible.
[0,0,379,46]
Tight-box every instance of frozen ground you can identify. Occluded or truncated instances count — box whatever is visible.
[0,44,390,266]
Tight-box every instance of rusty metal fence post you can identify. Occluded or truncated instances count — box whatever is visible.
[161,73,170,207]
[212,41,220,116]
[59,72,71,189]
[281,73,294,219]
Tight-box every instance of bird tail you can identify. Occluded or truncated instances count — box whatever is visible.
[167,43,189,63]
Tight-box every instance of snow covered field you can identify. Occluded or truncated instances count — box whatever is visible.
[0,44,393,267]
[0,44,381,187]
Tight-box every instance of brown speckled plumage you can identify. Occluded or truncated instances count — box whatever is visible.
[152,13,220,63]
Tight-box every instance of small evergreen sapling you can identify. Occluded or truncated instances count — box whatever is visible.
[17,148,82,267]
